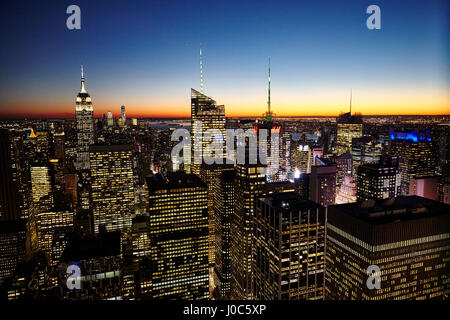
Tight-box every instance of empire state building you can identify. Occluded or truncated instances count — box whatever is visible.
[75,65,94,170]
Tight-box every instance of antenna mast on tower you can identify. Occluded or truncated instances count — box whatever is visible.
[263,57,274,122]
[200,44,204,94]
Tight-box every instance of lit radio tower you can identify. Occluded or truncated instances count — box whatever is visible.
[263,57,274,122]
[200,43,204,94]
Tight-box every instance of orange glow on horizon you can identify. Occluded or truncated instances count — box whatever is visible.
[1,88,448,118]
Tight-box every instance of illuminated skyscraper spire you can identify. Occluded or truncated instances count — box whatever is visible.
[200,44,204,94]
[264,57,273,122]
[80,64,87,94]
[76,64,93,170]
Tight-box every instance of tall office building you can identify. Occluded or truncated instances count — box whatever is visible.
[231,160,266,299]
[190,89,226,175]
[309,164,336,207]
[351,136,382,177]
[199,164,222,269]
[121,105,126,122]
[325,196,450,300]
[0,129,20,221]
[253,121,287,181]
[357,163,401,201]
[75,65,94,170]
[335,111,363,156]
[254,193,326,299]
[53,131,65,160]
[0,220,27,285]
[121,215,152,299]
[35,131,50,159]
[335,152,352,189]
[29,195,74,266]
[291,143,312,175]
[146,172,209,299]
[64,173,78,206]
[253,61,292,181]
[89,145,134,232]
[389,130,437,195]
[128,215,151,263]
[213,168,235,298]
[58,231,123,300]
[30,165,52,204]
[107,112,114,127]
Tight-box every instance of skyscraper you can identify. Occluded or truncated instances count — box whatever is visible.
[290,143,312,175]
[30,165,52,204]
[107,112,113,127]
[231,160,266,299]
[121,105,126,123]
[390,130,437,195]
[0,129,20,221]
[146,172,209,299]
[199,164,222,270]
[335,152,352,189]
[254,59,290,181]
[254,193,326,300]
[190,89,226,175]
[53,131,65,160]
[351,136,382,177]
[213,168,235,299]
[122,215,152,299]
[89,144,134,232]
[75,66,94,170]
[29,202,74,265]
[190,47,227,175]
[58,231,123,300]
[335,110,363,156]
[0,220,27,285]
[325,196,450,300]
[309,164,336,207]
[356,163,401,201]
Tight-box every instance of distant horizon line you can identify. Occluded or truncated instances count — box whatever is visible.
[1,114,449,121]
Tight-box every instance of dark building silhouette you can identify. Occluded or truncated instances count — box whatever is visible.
[0,129,20,221]
[309,164,336,206]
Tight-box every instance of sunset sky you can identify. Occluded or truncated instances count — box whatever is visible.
[0,0,448,118]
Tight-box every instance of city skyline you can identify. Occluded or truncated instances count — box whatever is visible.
[0,0,449,119]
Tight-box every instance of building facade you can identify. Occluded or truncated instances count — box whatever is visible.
[309,164,336,207]
[190,89,226,175]
[325,196,450,300]
[146,172,209,299]
[357,163,401,201]
[90,144,134,232]
[254,193,326,300]
[75,66,94,170]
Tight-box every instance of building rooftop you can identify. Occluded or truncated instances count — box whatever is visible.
[329,196,450,225]
[89,144,132,153]
[259,192,323,213]
[60,231,121,262]
[337,112,363,124]
[146,171,206,191]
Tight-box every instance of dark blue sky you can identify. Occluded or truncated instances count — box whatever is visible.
[0,0,448,117]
